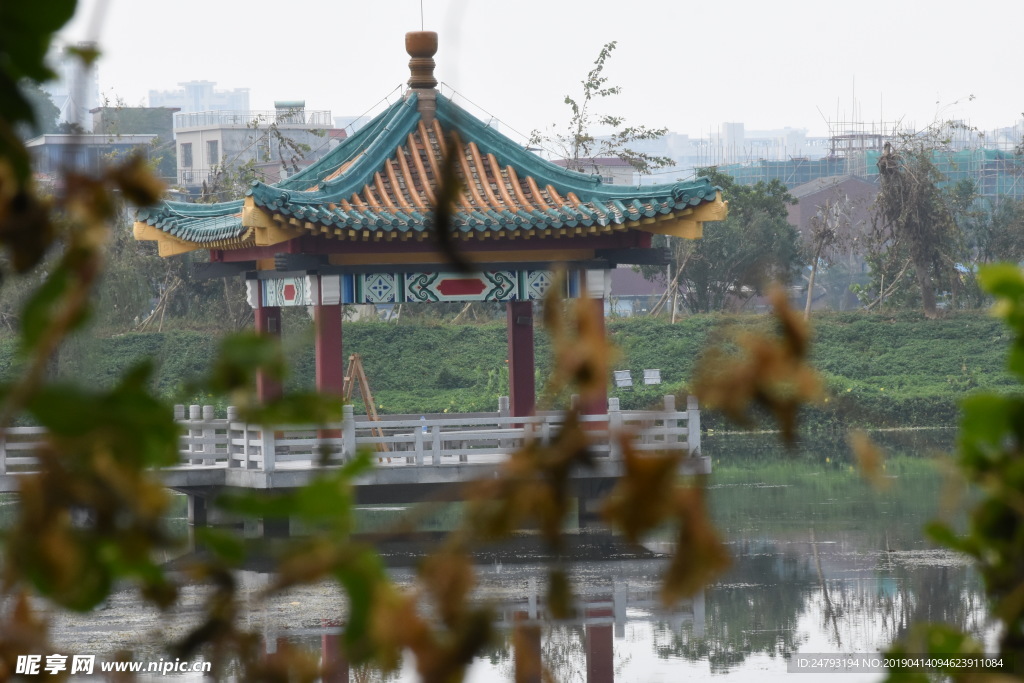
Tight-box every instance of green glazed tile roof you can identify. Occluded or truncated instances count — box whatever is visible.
[136,93,723,249]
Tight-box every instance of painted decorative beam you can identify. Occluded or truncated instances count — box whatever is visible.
[247,270,588,308]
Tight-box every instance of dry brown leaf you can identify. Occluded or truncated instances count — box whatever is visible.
[601,440,679,543]
[693,284,822,443]
[849,430,890,491]
[420,549,475,628]
[661,485,731,606]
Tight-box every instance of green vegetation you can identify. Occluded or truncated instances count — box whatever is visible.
[19,309,1011,430]
[651,168,802,315]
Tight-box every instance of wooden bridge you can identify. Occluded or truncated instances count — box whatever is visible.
[0,395,704,528]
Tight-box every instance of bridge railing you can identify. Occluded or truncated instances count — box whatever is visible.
[200,394,700,472]
[0,396,701,476]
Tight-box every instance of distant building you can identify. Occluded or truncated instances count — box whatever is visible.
[90,106,179,182]
[786,174,877,240]
[149,81,250,114]
[553,157,635,185]
[26,134,156,178]
[172,100,343,191]
[91,106,177,142]
[608,266,665,316]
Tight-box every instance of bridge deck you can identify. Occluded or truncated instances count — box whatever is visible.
[0,395,705,495]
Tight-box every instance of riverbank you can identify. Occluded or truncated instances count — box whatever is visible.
[7,310,1011,431]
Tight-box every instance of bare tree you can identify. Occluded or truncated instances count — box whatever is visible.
[872,137,963,318]
[529,42,672,176]
[803,192,852,320]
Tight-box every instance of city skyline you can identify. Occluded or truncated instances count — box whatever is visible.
[56,0,1022,146]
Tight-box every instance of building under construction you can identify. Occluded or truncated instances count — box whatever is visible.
[714,118,1024,203]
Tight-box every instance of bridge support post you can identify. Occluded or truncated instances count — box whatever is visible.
[243,515,290,539]
[692,589,706,638]
[187,494,207,527]
[507,300,535,418]
[686,395,701,456]
[608,398,622,460]
[663,395,677,446]
[341,405,356,461]
[575,478,614,530]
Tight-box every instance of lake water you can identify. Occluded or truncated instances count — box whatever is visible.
[43,429,991,681]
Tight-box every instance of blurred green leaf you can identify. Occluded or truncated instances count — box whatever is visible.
[207,332,285,393]
[195,528,247,566]
[0,1,77,83]
[19,266,70,353]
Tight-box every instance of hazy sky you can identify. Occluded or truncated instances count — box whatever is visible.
[60,0,1022,142]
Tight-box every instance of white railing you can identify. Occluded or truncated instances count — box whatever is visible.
[0,396,700,476]
[173,109,332,129]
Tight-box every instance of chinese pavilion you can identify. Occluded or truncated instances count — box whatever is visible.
[134,32,726,417]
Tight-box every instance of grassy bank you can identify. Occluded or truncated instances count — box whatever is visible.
[16,310,1012,431]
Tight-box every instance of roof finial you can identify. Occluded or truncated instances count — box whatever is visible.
[405,31,438,123]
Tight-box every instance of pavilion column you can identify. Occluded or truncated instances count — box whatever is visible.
[320,632,349,682]
[254,285,283,403]
[315,303,344,396]
[581,271,608,416]
[513,611,542,683]
[585,607,614,683]
[507,300,536,418]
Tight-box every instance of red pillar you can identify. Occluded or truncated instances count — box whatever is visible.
[581,296,608,416]
[507,300,535,418]
[513,611,541,683]
[585,607,614,683]
[320,633,349,682]
[254,302,283,403]
[315,304,344,396]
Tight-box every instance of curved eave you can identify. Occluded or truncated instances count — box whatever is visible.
[238,191,726,249]
[133,220,256,257]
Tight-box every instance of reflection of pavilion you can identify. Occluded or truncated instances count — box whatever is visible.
[134,31,725,419]
[240,554,705,683]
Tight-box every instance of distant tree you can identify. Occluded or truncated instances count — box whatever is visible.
[55,120,85,134]
[528,41,672,175]
[93,94,178,182]
[200,108,318,202]
[964,195,1024,266]
[654,168,801,314]
[17,79,60,136]
[870,136,966,317]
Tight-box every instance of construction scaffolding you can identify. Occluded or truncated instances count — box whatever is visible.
[714,117,1024,200]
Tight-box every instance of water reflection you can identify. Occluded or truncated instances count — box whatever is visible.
[46,430,989,681]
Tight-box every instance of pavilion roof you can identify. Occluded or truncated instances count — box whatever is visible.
[135,93,725,257]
